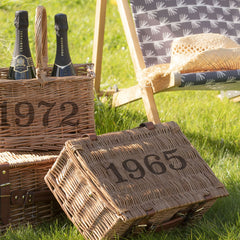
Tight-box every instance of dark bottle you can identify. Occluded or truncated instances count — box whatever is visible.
[51,13,76,77]
[8,10,36,80]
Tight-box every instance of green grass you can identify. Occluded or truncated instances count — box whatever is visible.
[0,0,240,239]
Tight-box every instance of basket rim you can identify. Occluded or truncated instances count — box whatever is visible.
[0,63,95,85]
[0,151,59,167]
[61,121,229,221]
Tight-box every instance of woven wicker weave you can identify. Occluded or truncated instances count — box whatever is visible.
[45,122,228,240]
[0,151,61,232]
[0,64,95,152]
[0,6,95,152]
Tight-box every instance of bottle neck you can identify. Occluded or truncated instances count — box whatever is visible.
[54,30,72,66]
[13,28,31,57]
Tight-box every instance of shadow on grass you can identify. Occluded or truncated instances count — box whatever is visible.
[2,99,239,240]
[1,214,84,240]
[185,131,240,158]
[94,98,147,135]
[92,99,240,240]
[2,187,239,240]
[126,186,240,240]
[95,97,239,154]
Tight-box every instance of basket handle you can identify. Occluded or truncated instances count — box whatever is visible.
[139,122,155,130]
[35,6,48,84]
[81,133,98,141]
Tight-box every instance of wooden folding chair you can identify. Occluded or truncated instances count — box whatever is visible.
[93,0,240,124]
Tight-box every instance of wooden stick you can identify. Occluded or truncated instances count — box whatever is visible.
[116,0,160,123]
[116,0,145,72]
[232,95,240,102]
[92,0,107,93]
[112,85,142,106]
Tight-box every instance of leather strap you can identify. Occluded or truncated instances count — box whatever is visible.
[124,204,200,236]
[11,189,55,206]
[82,133,97,141]
[158,216,185,230]
[0,162,55,225]
[139,122,155,130]
[0,163,10,225]
[122,207,155,236]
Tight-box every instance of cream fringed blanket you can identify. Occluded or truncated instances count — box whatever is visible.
[137,33,240,89]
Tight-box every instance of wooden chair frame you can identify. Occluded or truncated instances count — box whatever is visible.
[93,0,163,123]
[92,0,240,124]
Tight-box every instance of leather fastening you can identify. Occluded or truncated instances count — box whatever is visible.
[139,122,155,130]
[10,189,55,206]
[0,163,10,225]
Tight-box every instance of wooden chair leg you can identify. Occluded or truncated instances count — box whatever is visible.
[112,85,160,124]
[232,95,240,102]
[141,86,161,124]
[92,0,107,94]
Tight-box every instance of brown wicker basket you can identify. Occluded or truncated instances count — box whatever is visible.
[0,151,61,232]
[45,121,229,240]
[0,6,95,152]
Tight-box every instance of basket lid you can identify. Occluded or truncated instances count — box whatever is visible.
[64,121,228,221]
[0,151,58,167]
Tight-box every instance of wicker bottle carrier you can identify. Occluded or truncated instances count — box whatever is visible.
[0,151,61,232]
[0,6,95,152]
[45,121,229,240]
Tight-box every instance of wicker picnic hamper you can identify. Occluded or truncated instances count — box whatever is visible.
[0,6,95,152]
[0,151,61,232]
[45,121,229,240]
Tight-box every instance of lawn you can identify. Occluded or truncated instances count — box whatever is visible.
[0,0,240,239]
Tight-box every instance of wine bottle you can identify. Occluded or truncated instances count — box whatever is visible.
[51,13,76,77]
[8,10,36,80]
